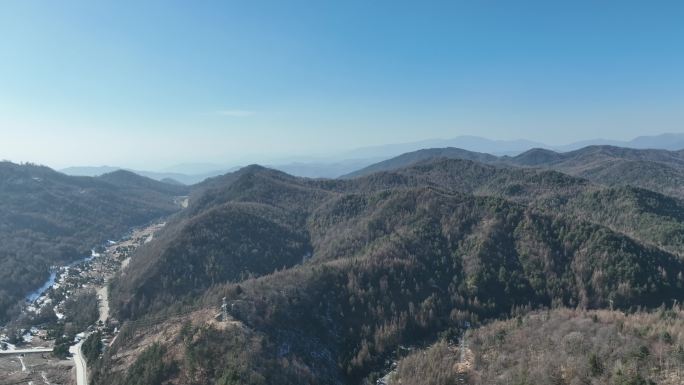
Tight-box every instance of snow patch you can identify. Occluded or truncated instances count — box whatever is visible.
[23,332,34,343]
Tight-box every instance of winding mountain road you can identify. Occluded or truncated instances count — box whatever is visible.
[69,340,87,385]
[72,275,109,384]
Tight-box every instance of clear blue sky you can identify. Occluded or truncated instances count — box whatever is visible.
[0,1,682,168]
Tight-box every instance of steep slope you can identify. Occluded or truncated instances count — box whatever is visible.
[94,162,684,385]
[110,166,335,319]
[190,165,331,215]
[111,202,314,319]
[0,162,185,322]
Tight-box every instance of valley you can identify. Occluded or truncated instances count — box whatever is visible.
[0,222,167,385]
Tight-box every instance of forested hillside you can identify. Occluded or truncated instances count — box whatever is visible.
[509,146,684,199]
[92,155,684,385]
[0,162,187,321]
[390,159,684,256]
[346,145,684,200]
[390,307,684,385]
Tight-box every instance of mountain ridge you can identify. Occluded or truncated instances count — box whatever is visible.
[345,145,684,200]
[93,155,684,385]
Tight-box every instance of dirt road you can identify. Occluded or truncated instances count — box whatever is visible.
[97,285,109,324]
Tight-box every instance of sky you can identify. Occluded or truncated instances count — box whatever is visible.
[0,0,683,169]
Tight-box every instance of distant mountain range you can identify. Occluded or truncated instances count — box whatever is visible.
[59,166,237,185]
[339,136,546,159]
[554,132,684,152]
[345,145,684,200]
[337,132,684,159]
[60,133,684,181]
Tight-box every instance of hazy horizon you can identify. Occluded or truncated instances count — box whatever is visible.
[1,1,683,169]
[2,132,682,173]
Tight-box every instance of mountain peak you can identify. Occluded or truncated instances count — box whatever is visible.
[510,148,563,166]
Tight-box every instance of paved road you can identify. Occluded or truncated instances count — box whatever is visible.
[69,340,87,385]
[0,347,53,354]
